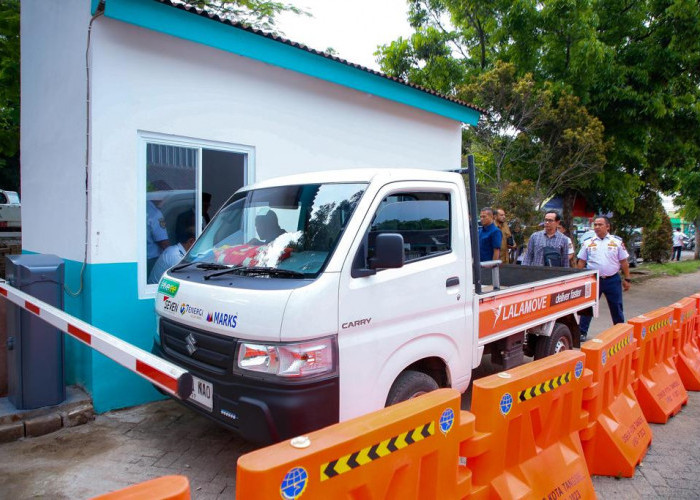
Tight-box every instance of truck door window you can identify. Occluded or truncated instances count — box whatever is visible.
[362,192,451,266]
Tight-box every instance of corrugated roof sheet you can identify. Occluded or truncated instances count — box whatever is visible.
[154,0,485,116]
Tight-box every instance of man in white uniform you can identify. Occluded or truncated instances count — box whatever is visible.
[577,216,631,340]
[672,227,684,261]
[147,201,170,274]
[148,224,196,284]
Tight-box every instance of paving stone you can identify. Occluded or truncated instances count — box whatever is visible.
[0,421,24,442]
[24,412,62,437]
[61,404,95,427]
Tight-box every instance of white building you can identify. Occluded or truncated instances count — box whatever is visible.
[20,0,482,412]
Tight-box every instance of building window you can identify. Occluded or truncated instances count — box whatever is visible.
[141,134,253,294]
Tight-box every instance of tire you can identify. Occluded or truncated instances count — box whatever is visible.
[534,323,573,360]
[385,370,439,407]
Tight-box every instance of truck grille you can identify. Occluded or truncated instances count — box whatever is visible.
[159,318,236,374]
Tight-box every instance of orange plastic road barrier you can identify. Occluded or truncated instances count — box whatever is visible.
[237,389,475,500]
[671,297,700,390]
[690,293,700,346]
[628,307,688,423]
[579,324,651,477]
[463,351,595,499]
[91,475,190,500]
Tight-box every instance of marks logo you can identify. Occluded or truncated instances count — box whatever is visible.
[207,311,238,329]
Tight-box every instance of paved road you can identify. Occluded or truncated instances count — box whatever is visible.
[0,271,698,499]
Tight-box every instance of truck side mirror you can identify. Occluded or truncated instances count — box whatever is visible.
[370,233,404,269]
[352,233,405,278]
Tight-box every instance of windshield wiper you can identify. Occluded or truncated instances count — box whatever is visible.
[203,265,245,280]
[170,261,197,272]
[171,262,230,273]
[203,266,305,280]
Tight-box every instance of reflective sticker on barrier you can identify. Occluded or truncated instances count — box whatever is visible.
[648,316,673,334]
[320,421,435,481]
[601,350,607,366]
[439,408,454,435]
[500,393,513,416]
[280,467,308,499]
[607,335,631,359]
[518,371,572,402]
[575,360,583,379]
[641,327,647,339]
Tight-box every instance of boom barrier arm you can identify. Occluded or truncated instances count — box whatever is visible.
[0,280,193,400]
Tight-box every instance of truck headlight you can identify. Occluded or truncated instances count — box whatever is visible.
[237,337,335,378]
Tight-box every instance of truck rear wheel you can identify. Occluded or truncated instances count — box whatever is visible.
[385,370,439,406]
[534,323,572,360]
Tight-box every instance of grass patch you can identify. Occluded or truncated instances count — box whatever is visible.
[637,259,700,277]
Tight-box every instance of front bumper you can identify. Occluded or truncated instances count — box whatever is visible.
[152,338,339,445]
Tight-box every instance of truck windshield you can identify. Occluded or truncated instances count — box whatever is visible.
[182,183,367,278]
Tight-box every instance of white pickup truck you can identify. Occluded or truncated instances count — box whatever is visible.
[0,190,20,231]
[152,168,598,443]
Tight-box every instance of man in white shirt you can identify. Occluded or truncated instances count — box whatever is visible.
[672,228,684,262]
[577,216,631,340]
[148,224,196,284]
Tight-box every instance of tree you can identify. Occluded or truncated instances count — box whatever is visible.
[189,0,308,33]
[377,0,700,234]
[0,0,19,190]
[457,62,606,216]
[642,208,673,263]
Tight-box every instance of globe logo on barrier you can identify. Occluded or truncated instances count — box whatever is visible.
[440,408,455,435]
[601,351,607,366]
[280,467,308,500]
[575,360,584,378]
[500,393,513,416]
[642,327,647,339]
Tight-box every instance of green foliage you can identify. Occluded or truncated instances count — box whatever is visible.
[457,62,606,211]
[642,210,673,264]
[490,180,540,230]
[0,0,19,160]
[377,0,700,229]
[190,0,308,33]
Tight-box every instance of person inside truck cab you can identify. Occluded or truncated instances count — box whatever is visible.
[250,210,286,245]
[478,207,502,262]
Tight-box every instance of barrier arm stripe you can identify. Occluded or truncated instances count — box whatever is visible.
[0,281,193,400]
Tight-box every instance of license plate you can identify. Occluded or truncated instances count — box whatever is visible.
[189,375,213,412]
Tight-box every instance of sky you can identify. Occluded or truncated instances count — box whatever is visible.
[276,0,414,71]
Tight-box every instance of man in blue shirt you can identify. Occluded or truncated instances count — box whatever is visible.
[478,207,502,263]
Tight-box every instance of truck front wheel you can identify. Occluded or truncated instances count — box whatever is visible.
[385,370,439,406]
[534,323,572,360]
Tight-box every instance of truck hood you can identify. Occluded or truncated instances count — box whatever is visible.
[155,275,294,342]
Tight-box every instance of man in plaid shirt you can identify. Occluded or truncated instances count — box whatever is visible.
[521,211,570,267]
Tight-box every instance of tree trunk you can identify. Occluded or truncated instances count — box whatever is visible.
[561,189,575,235]
[695,217,700,260]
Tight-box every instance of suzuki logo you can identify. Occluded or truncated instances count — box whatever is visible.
[185,333,198,356]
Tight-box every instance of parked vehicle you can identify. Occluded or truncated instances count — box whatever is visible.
[682,233,695,251]
[152,169,599,443]
[0,190,21,231]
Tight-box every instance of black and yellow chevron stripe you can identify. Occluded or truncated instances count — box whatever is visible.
[518,372,571,402]
[608,335,630,358]
[648,317,672,334]
[320,421,435,481]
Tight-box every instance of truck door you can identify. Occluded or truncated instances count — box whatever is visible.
[337,181,472,421]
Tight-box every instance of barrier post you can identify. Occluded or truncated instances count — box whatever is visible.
[579,324,651,477]
[688,293,700,347]
[237,389,476,499]
[671,297,700,390]
[628,307,688,423]
[462,351,595,499]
